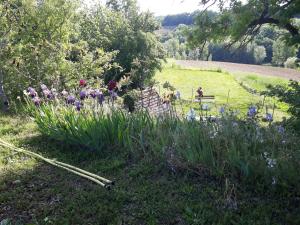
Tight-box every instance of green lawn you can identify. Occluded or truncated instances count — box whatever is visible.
[233,73,288,92]
[1,113,300,224]
[155,65,289,120]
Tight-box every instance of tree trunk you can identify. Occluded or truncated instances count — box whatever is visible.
[0,69,9,111]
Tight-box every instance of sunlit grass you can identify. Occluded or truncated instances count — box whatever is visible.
[233,73,289,92]
[154,66,289,120]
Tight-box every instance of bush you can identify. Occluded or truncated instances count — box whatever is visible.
[284,57,299,69]
[265,81,300,131]
[123,92,138,112]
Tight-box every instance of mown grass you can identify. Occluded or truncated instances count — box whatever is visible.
[155,64,289,120]
[1,112,300,224]
[233,73,289,92]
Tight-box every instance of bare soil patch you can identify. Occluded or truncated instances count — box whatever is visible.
[176,60,300,81]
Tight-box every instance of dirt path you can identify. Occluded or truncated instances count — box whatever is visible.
[176,60,300,81]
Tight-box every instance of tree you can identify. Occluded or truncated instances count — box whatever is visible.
[162,12,196,27]
[80,0,165,88]
[0,0,77,103]
[272,39,296,66]
[0,0,117,107]
[164,38,180,58]
[284,57,299,68]
[254,25,280,62]
[188,0,300,53]
[253,45,267,64]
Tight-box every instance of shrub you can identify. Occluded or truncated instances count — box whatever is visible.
[264,81,300,131]
[123,92,137,112]
[284,57,299,69]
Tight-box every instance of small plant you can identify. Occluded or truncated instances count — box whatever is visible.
[123,92,136,112]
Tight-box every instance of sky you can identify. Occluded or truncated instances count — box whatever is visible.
[137,0,204,16]
[84,0,209,16]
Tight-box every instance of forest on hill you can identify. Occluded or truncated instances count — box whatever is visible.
[159,11,300,67]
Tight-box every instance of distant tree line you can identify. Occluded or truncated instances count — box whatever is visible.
[159,11,299,68]
[161,12,198,27]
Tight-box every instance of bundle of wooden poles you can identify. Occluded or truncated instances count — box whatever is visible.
[0,139,114,189]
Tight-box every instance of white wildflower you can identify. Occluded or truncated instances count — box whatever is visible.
[187,108,196,121]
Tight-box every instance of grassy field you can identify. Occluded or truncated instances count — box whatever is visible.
[1,112,300,225]
[155,63,289,120]
[233,73,288,92]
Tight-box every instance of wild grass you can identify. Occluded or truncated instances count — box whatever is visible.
[1,109,300,224]
[25,102,300,193]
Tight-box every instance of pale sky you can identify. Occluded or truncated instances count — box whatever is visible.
[84,0,209,16]
[138,0,203,16]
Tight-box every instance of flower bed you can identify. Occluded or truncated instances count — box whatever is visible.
[24,82,300,193]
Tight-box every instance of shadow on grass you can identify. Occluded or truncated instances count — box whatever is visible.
[2,134,299,224]
[0,163,124,225]
[16,134,129,175]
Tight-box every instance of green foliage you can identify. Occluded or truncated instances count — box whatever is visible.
[190,0,300,47]
[159,21,286,65]
[0,0,74,98]
[25,101,300,193]
[0,0,165,106]
[0,0,117,101]
[265,81,300,131]
[1,112,300,224]
[161,12,197,26]
[253,45,267,64]
[272,39,297,66]
[284,57,299,69]
[123,92,137,112]
[179,1,300,65]
[79,2,165,87]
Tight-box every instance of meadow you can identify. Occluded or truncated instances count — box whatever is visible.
[155,62,289,120]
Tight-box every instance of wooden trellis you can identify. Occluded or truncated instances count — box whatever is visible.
[136,87,171,115]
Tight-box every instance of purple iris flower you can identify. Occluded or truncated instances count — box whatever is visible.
[95,89,101,97]
[277,125,285,134]
[265,113,273,122]
[43,89,53,99]
[109,90,118,100]
[28,87,37,98]
[98,93,105,105]
[74,100,82,111]
[80,91,87,100]
[219,107,225,114]
[247,106,257,117]
[41,84,48,90]
[32,97,41,106]
[89,89,97,99]
[66,95,76,104]
[28,87,35,92]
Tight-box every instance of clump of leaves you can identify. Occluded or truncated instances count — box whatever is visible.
[264,80,300,131]
[123,92,136,112]
[163,81,176,91]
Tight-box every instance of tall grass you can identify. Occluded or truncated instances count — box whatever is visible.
[26,101,300,192]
